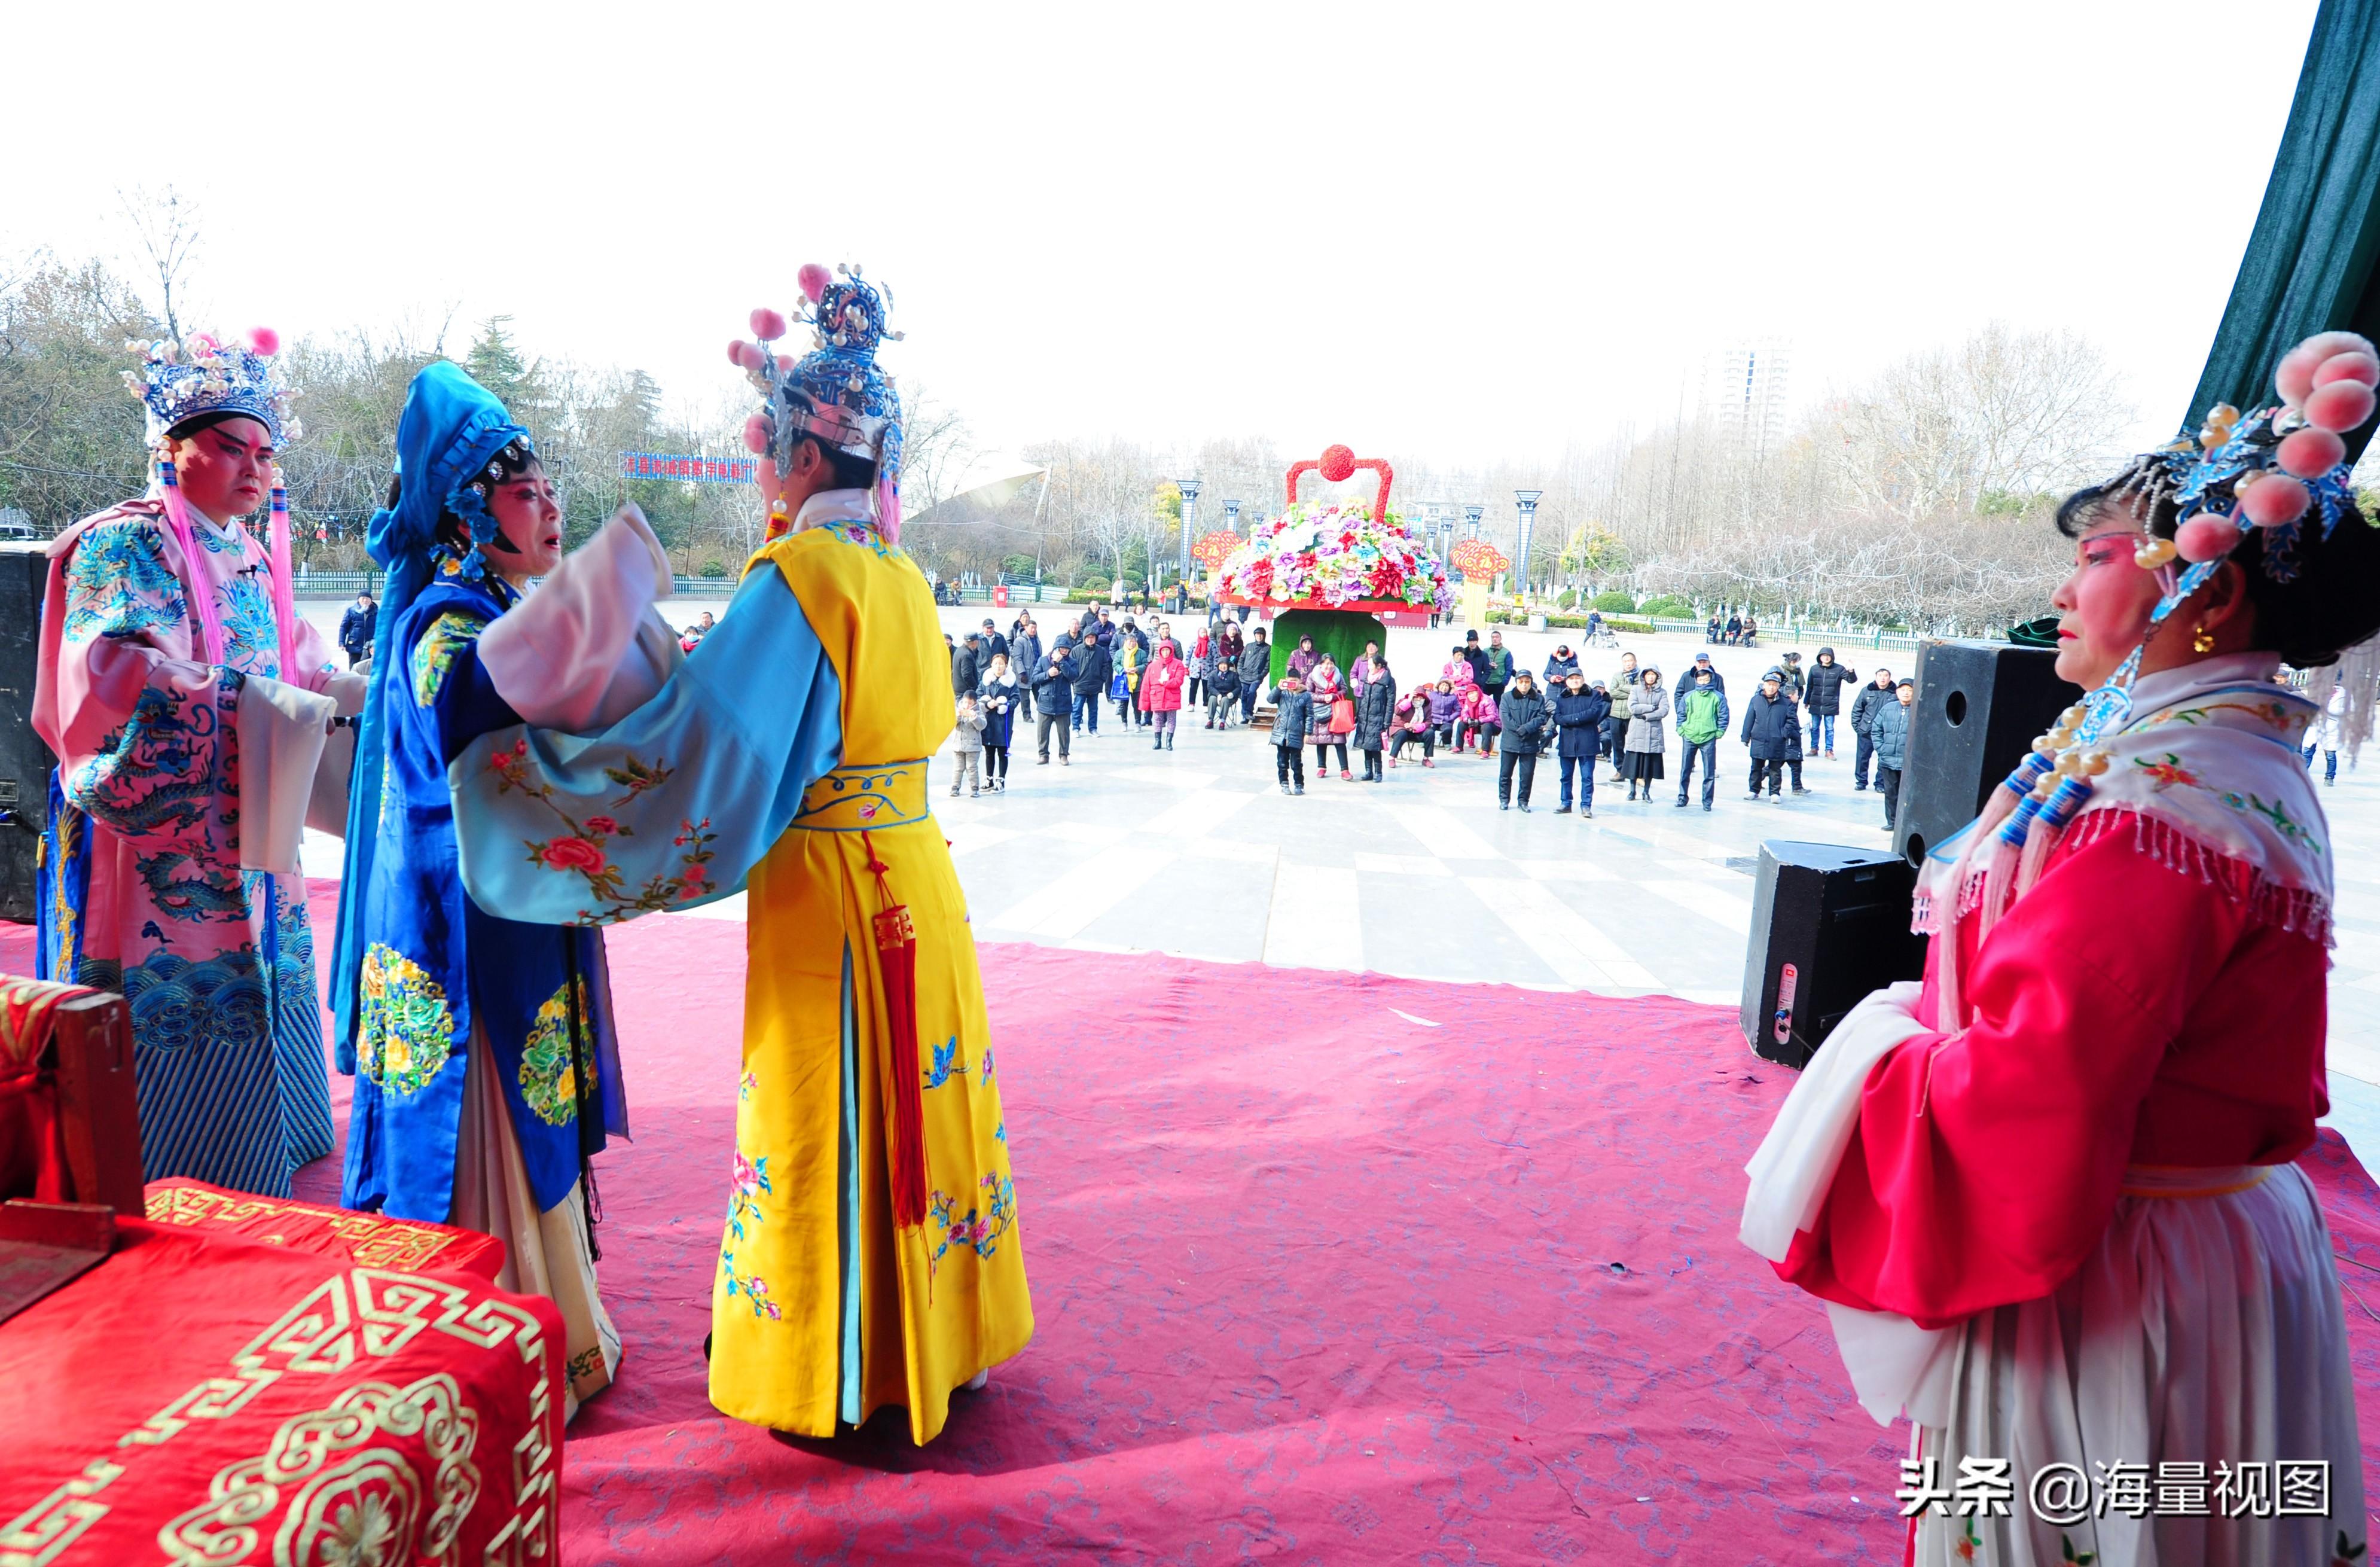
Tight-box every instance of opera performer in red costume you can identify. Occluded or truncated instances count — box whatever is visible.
[1743,330,2380,1566]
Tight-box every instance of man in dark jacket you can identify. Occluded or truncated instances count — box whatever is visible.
[1673,665,1730,810]
[1032,647,1076,763]
[1237,627,1270,723]
[1494,670,1552,811]
[952,632,982,698]
[1801,646,1857,758]
[1848,667,1896,790]
[1739,669,1798,800]
[1551,671,1611,816]
[1069,627,1110,735]
[1872,678,1915,830]
[1011,618,1043,679]
[338,592,377,667]
[1543,644,1580,685]
[978,618,1009,662]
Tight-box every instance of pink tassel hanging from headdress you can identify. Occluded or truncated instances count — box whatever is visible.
[877,474,901,547]
[267,471,299,681]
[155,458,227,666]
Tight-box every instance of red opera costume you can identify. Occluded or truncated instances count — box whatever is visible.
[1743,330,2380,1566]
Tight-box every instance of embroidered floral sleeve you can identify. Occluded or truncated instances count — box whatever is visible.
[449,570,844,927]
[411,611,492,708]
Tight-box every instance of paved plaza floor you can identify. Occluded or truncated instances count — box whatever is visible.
[300,598,2380,1157]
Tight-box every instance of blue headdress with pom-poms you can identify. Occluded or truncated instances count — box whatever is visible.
[727,261,907,542]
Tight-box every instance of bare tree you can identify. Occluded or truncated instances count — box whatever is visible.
[118,185,202,343]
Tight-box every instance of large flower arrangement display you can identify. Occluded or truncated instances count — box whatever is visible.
[1216,446,1451,614]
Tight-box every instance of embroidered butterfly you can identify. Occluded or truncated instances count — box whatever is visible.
[923,1035,967,1090]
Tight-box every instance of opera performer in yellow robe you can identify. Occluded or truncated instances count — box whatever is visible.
[444,263,1030,1444]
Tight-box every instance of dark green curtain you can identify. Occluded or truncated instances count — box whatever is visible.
[2188,0,2380,465]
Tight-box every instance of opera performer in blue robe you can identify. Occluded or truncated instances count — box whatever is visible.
[329,361,677,1416]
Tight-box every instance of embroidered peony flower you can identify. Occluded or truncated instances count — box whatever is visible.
[535,837,608,874]
[582,815,619,836]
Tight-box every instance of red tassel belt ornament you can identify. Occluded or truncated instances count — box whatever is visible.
[861,830,930,1230]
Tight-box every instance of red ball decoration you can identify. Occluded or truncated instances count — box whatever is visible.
[750,307,789,342]
[2314,350,2380,389]
[1318,444,1357,483]
[2303,379,2376,433]
[797,263,832,304]
[2277,427,2346,478]
[2240,474,2310,528]
[742,414,773,455]
[2174,514,2240,562]
[244,326,280,356]
[728,339,759,370]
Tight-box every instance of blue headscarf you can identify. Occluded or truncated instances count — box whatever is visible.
[328,362,529,1068]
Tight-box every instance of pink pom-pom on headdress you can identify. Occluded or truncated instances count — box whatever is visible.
[729,340,766,373]
[2314,350,2379,389]
[797,263,832,304]
[2277,426,2347,478]
[2277,330,2378,405]
[742,413,774,455]
[2175,514,2239,562]
[2240,473,2311,528]
[2305,379,2376,433]
[245,326,280,357]
[776,353,795,373]
[750,307,788,342]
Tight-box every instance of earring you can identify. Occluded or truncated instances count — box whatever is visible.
[2192,623,2216,654]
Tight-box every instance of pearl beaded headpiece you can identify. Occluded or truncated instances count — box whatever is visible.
[1995,330,2376,844]
[124,327,300,449]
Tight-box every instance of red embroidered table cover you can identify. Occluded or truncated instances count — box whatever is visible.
[0,1219,562,1566]
[142,1179,506,1283]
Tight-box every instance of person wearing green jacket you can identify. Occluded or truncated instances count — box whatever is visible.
[1673,665,1731,810]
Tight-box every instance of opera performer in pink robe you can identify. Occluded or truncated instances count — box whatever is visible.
[33,330,358,1197]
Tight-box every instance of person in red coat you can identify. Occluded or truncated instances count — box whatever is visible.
[1137,641,1187,751]
[1743,331,2380,1567]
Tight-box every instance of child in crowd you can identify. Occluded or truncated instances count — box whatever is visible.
[950,693,985,797]
[1270,675,1312,794]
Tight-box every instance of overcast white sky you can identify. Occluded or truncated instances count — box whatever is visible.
[3,1,2320,471]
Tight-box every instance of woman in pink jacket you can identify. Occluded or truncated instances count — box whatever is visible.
[1139,640,1188,751]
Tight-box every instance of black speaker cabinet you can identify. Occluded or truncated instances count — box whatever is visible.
[1741,840,1928,1069]
[1,543,50,922]
[1891,640,2076,870]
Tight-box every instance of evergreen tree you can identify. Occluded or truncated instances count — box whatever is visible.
[462,316,542,413]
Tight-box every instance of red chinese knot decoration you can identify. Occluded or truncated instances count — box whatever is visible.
[1193,531,1243,570]
[1450,538,1509,578]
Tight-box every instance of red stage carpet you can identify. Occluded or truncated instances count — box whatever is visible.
[8,900,2380,1562]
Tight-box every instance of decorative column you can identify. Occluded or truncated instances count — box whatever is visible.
[1513,489,1543,603]
[1223,497,1243,534]
[1176,477,1202,586]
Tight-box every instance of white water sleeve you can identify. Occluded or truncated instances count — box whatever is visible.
[235,673,337,876]
[477,509,673,733]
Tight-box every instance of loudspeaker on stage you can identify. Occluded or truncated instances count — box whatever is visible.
[1741,840,1928,1069]
[1891,639,2076,870]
